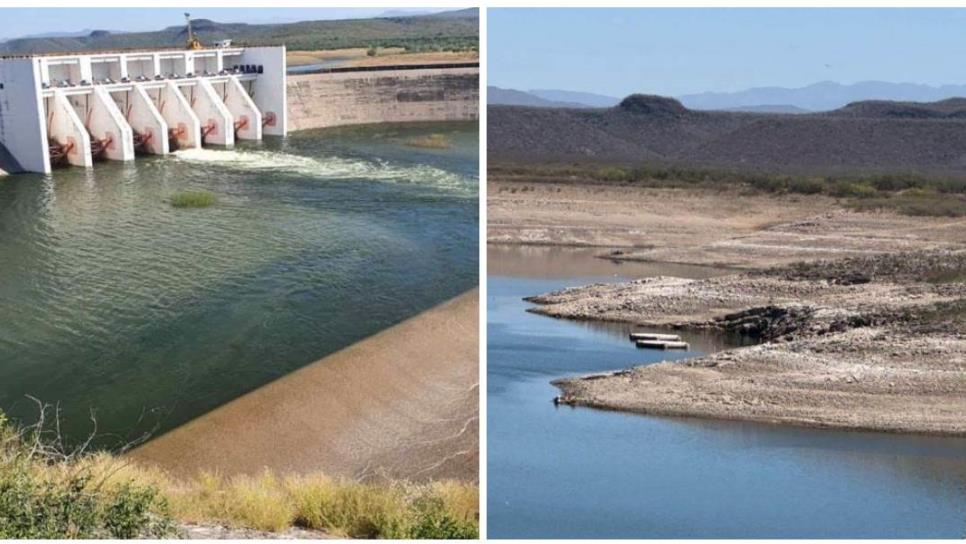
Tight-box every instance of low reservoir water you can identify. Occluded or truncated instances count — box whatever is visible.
[487,245,966,538]
[0,122,478,447]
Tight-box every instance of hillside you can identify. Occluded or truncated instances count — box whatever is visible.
[0,9,478,54]
[489,94,966,176]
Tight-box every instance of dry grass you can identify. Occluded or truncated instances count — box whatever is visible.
[1,404,479,539]
[70,453,479,538]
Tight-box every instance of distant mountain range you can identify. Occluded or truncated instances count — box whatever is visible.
[1,29,129,42]
[681,81,966,112]
[0,9,478,54]
[489,94,966,176]
[489,81,966,113]
[527,89,620,108]
[488,87,587,108]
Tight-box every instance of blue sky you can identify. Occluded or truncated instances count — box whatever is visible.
[0,8,448,42]
[489,8,966,96]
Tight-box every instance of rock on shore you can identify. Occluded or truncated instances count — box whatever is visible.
[544,251,966,435]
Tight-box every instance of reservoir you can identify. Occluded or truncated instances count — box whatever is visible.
[487,245,966,539]
[0,122,478,448]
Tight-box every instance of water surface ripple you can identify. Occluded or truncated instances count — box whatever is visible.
[0,122,478,447]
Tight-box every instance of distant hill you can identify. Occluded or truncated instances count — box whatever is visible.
[488,87,616,108]
[0,9,478,54]
[490,81,966,114]
[488,87,586,108]
[489,94,966,176]
[1,28,128,42]
[679,81,966,112]
[722,104,811,114]
[527,89,620,108]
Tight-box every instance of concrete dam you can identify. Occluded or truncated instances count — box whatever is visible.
[0,47,478,175]
[287,64,479,130]
[0,46,287,174]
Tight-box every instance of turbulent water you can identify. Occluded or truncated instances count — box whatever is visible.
[488,246,966,539]
[0,122,478,447]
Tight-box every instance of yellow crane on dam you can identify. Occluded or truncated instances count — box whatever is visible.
[184,12,203,50]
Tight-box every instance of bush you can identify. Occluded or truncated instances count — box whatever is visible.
[0,411,175,539]
[0,410,480,538]
[169,190,216,208]
[829,181,878,198]
[367,46,378,57]
[596,166,632,182]
[787,178,826,195]
[747,175,787,193]
[409,497,478,539]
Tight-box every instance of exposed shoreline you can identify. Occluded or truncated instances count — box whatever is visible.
[488,179,966,269]
[491,178,966,436]
[131,289,479,483]
[541,253,966,436]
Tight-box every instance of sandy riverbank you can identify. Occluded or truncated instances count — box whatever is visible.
[131,289,479,482]
[490,177,966,435]
[488,180,966,269]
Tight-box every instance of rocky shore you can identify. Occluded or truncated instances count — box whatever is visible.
[543,251,966,435]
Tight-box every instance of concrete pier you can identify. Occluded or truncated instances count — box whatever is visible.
[121,85,169,156]
[222,76,262,141]
[47,90,92,168]
[185,79,234,147]
[88,86,135,162]
[158,82,201,151]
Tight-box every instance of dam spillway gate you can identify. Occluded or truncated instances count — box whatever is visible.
[0,45,287,174]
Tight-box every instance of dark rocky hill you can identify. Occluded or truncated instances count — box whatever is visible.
[489,94,966,175]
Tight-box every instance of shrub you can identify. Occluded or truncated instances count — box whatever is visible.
[903,187,938,198]
[787,178,826,195]
[0,410,481,538]
[747,175,787,193]
[367,46,378,57]
[829,181,878,198]
[170,191,216,208]
[409,497,477,539]
[596,166,632,182]
[0,411,175,539]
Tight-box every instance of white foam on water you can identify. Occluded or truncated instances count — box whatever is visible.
[173,148,475,195]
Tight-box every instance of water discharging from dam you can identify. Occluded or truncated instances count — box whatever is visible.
[0,122,478,447]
